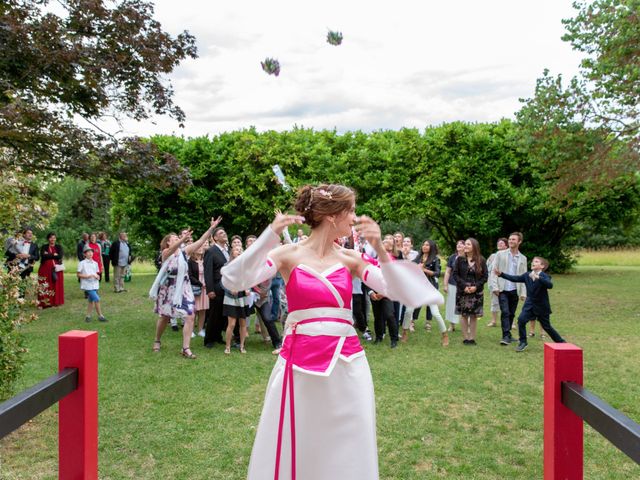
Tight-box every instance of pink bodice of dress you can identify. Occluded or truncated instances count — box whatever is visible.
[279,263,364,375]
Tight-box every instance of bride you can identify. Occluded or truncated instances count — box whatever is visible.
[222,184,443,480]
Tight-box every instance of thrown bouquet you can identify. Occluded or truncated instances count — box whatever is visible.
[261,57,281,76]
[326,30,343,46]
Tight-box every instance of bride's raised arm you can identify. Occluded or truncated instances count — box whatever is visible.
[221,212,304,291]
[355,215,444,309]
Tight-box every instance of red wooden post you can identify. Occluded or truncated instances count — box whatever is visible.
[544,343,583,480]
[58,330,98,480]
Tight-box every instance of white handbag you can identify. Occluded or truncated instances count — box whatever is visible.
[54,264,66,272]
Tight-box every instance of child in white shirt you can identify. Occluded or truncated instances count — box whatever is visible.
[77,245,107,322]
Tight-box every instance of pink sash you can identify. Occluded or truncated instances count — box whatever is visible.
[273,318,358,480]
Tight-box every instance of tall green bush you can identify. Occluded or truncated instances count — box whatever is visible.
[0,269,38,400]
[34,177,112,257]
[0,170,52,400]
[111,123,639,271]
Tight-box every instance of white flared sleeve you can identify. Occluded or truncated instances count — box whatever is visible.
[362,260,444,309]
[221,226,280,291]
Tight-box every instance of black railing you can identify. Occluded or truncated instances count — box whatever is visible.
[0,368,78,439]
[562,381,640,465]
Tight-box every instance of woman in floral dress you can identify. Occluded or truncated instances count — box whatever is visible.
[453,238,488,345]
[149,217,221,359]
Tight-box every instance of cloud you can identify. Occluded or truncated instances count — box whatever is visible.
[108,0,585,138]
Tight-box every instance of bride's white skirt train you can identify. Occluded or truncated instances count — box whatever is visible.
[247,355,378,480]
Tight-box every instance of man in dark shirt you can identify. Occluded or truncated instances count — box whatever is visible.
[203,227,229,347]
[76,233,89,261]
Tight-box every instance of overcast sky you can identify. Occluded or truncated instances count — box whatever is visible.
[109,0,585,138]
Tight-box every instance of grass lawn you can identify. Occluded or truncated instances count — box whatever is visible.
[575,248,640,267]
[1,255,639,479]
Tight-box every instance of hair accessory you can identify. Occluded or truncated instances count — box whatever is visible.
[304,187,333,211]
[305,189,314,211]
[316,189,333,199]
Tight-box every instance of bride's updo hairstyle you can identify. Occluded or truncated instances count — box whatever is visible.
[294,184,355,229]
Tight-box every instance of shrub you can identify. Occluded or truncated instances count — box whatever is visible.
[0,267,38,401]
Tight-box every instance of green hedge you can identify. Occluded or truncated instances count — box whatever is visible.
[111,122,639,272]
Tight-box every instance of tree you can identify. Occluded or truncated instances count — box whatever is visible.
[34,176,112,252]
[562,0,640,141]
[0,0,195,188]
[0,167,56,236]
[517,0,640,198]
[110,131,302,259]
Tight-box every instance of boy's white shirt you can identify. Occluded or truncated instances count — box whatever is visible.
[529,269,543,280]
[78,259,100,291]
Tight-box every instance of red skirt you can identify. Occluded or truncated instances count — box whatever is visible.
[38,261,65,308]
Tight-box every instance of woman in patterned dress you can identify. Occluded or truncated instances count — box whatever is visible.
[150,217,221,359]
[453,238,488,345]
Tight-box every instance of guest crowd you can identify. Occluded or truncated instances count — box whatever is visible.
[5,223,565,358]
[4,229,133,318]
[147,219,566,359]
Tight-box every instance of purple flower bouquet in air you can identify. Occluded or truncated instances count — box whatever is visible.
[326,30,343,46]
[261,58,281,76]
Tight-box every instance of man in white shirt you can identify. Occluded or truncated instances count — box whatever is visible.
[292,228,305,243]
[488,232,527,345]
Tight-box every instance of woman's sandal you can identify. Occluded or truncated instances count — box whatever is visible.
[224,347,231,355]
[152,340,161,352]
[181,348,197,359]
[240,347,247,354]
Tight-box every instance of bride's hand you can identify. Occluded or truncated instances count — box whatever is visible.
[270,210,305,236]
[355,215,382,248]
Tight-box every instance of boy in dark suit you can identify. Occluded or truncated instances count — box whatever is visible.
[495,256,565,352]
